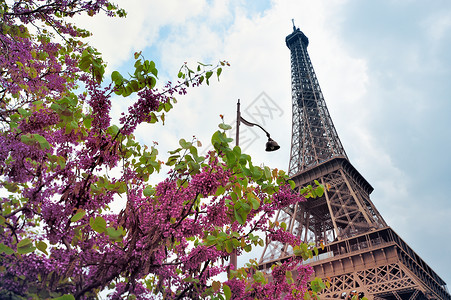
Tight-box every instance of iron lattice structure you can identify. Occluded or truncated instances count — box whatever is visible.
[258,26,450,300]
[287,28,346,176]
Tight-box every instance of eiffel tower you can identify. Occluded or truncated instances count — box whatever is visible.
[258,23,451,300]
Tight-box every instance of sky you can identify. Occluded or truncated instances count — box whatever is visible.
[76,0,451,289]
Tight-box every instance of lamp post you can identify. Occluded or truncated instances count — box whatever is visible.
[231,99,280,269]
[235,99,280,151]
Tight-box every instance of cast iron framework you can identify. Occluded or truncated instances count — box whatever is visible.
[287,26,346,176]
[258,25,450,299]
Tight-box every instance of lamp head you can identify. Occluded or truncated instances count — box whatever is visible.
[265,138,280,152]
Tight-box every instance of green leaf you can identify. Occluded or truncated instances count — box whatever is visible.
[65,122,73,134]
[149,63,158,78]
[55,155,66,169]
[106,226,125,241]
[89,216,107,233]
[111,71,123,85]
[232,146,241,157]
[211,131,222,145]
[36,241,48,255]
[82,116,92,129]
[163,102,173,112]
[18,107,29,116]
[234,208,244,225]
[315,184,324,197]
[79,56,91,72]
[218,123,232,131]
[310,277,326,293]
[168,147,182,155]
[250,166,262,180]
[71,209,86,222]
[9,121,18,129]
[3,182,19,193]
[129,80,139,92]
[225,150,236,165]
[146,112,156,123]
[223,284,231,300]
[0,243,14,255]
[248,194,260,210]
[280,222,287,231]
[236,202,251,224]
[29,67,38,78]
[17,238,36,254]
[167,155,180,166]
[217,67,222,79]
[123,85,132,96]
[215,186,226,196]
[70,120,78,130]
[241,166,252,177]
[114,87,123,95]
[108,125,119,136]
[189,145,199,157]
[205,235,217,246]
[224,240,233,253]
[253,271,267,284]
[17,238,32,248]
[179,138,192,149]
[143,185,155,197]
[31,134,51,150]
[264,166,271,180]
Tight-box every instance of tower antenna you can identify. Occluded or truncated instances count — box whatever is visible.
[291,18,296,31]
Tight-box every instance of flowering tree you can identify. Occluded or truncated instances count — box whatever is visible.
[0,1,327,299]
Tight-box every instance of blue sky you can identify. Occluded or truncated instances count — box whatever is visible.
[78,0,451,288]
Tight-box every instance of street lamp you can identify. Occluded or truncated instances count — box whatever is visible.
[235,99,280,151]
[230,99,280,270]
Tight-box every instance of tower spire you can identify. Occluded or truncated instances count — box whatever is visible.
[286,27,346,175]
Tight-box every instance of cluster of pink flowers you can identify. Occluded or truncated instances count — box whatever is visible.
[0,1,318,299]
[223,259,314,300]
[267,228,302,247]
[85,81,112,131]
[270,259,315,299]
[190,156,230,196]
[119,87,165,135]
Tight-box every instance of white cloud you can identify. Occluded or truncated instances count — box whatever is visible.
[422,10,451,42]
[73,0,208,70]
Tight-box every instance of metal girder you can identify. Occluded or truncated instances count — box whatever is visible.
[319,262,427,299]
